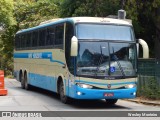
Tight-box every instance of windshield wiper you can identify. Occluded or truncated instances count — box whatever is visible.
[95,45,104,77]
[112,47,125,78]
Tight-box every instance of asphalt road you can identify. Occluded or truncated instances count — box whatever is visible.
[0,78,160,120]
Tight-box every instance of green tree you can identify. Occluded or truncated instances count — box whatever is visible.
[0,0,59,75]
[0,0,16,75]
[14,0,58,29]
[59,0,120,17]
[0,26,16,75]
[0,0,16,27]
[125,0,160,57]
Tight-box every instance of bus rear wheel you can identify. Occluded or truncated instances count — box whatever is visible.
[105,99,118,105]
[59,81,69,104]
[20,73,25,89]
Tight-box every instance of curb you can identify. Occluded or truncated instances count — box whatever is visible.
[126,99,160,106]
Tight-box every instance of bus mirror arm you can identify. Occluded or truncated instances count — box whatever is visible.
[138,39,149,58]
[71,36,78,57]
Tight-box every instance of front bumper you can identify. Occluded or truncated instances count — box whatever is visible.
[73,85,137,99]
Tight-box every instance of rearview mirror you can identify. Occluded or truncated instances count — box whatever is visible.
[70,36,78,56]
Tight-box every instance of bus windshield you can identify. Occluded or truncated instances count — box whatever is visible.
[77,42,137,78]
[76,24,134,41]
[76,24,136,78]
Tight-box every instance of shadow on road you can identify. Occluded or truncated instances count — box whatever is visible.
[68,100,130,109]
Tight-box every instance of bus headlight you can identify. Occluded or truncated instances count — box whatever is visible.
[125,84,136,89]
[77,83,93,89]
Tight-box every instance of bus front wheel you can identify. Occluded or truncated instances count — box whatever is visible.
[105,99,118,105]
[59,81,69,104]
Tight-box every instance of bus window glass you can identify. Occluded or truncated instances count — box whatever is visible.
[21,34,26,48]
[109,43,136,77]
[18,35,21,48]
[55,24,64,45]
[39,29,46,46]
[77,42,136,77]
[46,27,55,46]
[77,24,134,41]
[15,35,20,49]
[26,32,32,48]
[32,31,38,47]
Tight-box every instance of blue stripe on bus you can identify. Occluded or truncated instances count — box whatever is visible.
[14,52,65,65]
[29,73,57,92]
[15,71,136,99]
[27,72,136,99]
[74,80,136,86]
[28,73,69,96]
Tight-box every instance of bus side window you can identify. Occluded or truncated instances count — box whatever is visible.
[22,34,26,49]
[19,35,22,49]
[32,31,38,47]
[39,29,46,47]
[46,26,55,46]
[55,24,64,46]
[15,35,20,49]
[26,32,32,48]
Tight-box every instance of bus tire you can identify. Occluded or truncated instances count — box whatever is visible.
[59,81,69,104]
[24,72,30,90]
[105,99,118,105]
[20,72,25,89]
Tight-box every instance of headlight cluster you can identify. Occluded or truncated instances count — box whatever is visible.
[125,84,136,89]
[77,83,93,89]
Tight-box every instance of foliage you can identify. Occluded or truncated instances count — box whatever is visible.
[125,0,160,57]
[0,25,17,76]
[14,0,58,29]
[59,0,120,17]
[0,0,16,76]
[0,0,16,28]
[0,0,59,76]
[137,77,160,100]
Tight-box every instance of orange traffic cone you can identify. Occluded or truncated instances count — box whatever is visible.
[0,70,8,95]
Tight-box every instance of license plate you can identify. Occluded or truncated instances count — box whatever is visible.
[104,93,114,97]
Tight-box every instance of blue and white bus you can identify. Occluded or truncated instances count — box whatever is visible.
[14,16,148,104]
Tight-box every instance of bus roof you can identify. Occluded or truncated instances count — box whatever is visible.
[16,17,132,34]
[70,17,132,25]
